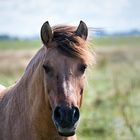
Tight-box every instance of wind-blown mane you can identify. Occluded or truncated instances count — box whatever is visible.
[52,25,91,64]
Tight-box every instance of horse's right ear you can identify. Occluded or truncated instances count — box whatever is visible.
[41,21,53,46]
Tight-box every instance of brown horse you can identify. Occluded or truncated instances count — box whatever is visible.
[0,21,91,140]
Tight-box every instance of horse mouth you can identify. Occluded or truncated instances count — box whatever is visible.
[57,127,76,137]
[53,119,79,137]
[53,119,77,137]
[58,130,75,137]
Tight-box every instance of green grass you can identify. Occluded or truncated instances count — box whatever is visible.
[78,56,140,140]
[92,36,140,48]
[0,39,40,50]
[0,36,140,139]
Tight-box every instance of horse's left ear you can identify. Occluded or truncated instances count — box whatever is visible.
[75,20,88,40]
[41,21,53,46]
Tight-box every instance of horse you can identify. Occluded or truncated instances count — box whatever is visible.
[0,21,92,140]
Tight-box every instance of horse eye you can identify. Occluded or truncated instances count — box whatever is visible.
[79,64,87,73]
[43,64,52,73]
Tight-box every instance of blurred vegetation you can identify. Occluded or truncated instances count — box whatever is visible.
[93,36,140,48]
[0,39,40,50]
[0,36,140,140]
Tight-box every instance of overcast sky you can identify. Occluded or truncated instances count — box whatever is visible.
[0,0,139,37]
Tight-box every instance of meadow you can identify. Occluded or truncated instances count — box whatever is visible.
[0,36,140,140]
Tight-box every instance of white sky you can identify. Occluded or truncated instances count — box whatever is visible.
[0,0,139,37]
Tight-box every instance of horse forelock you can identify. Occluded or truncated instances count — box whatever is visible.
[50,25,92,65]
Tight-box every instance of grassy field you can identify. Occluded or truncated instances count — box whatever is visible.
[0,36,140,140]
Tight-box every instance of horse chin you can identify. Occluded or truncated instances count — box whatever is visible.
[57,127,75,137]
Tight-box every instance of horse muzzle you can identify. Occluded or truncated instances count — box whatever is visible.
[52,106,80,137]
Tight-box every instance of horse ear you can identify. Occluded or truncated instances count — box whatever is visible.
[75,20,88,40]
[41,21,53,45]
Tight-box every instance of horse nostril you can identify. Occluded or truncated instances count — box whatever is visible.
[53,106,80,129]
[72,107,80,123]
[53,106,62,123]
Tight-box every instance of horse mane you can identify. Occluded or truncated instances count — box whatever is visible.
[51,25,92,64]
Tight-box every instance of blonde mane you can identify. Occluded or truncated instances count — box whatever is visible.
[52,25,92,64]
